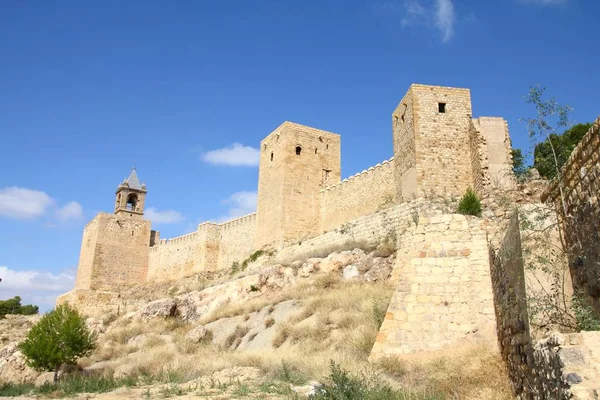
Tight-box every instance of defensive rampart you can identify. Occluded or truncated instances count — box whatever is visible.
[146,213,257,282]
[371,213,497,358]
[319,158,395,232]
[218,213,257,271]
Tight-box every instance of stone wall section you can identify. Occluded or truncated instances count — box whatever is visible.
[370,214,497,358]
[147,214,257,281]
[276,199,454,265]
[392,89,417,201]
[319,158,396,232]
[147,231,203,281]
[489,212,533,398]
[218,213,257,271]
[542,116,600,314]
[74,216,101,290]
[469,118,489,194]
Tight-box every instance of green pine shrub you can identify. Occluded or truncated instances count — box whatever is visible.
[19,304,97,382]
[457,188,482,217]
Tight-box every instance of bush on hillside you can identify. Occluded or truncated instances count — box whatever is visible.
[457,188,482,217]
[0,296,39,319]
[310,361,436,400]
[19,304,97,382]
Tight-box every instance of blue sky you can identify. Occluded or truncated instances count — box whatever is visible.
[1,0,598,310]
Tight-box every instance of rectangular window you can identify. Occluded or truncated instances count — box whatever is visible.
[438,102,446,113]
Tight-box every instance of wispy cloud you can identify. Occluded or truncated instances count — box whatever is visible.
[219,191,257,222]
[435,0,455,43]
[0,266,75,312]
[520,0,569,5]
[55,201,84,222]
[379,0,456,43]
[145,207,184,224]
[201,143,260,167]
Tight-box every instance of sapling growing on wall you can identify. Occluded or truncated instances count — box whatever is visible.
[457,188,482,217]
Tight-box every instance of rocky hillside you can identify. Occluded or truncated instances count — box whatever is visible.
[0,247,515,399]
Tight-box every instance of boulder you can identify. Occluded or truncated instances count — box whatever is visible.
[343,265,360,280]
[185,325,211,343]
[319,251,358,273]
[363,258,393,282]
[175,291,204,322]
[298,262,314,278]
[135,298,177,319]
[0,343,40,383]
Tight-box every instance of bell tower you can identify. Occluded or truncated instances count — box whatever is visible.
[115,167,147,218]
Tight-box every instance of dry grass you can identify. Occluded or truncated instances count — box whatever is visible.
[86,272,513,400]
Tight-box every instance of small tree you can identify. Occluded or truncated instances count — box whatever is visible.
[457,188,482,217]
[19,304,97,382]
[0,296,39,318]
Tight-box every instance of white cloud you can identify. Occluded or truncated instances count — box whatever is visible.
[0,266,75,312]
[201,143,260,167]
[520,0,569,5]
[0,186,85,225]
[55,201,84,222]
[385,0,456,43]
[145,207,184,224]
[435,0,455,43]
[0,187,54,219]
[219,191,257,222]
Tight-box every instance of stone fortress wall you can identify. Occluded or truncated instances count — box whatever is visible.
[146,213,257,282]
[62,83,515,295]
[319,157,396,232]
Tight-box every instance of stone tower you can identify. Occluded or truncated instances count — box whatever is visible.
[392,84,475,200]
[73,168,152,290]
[255,122,341,248]
[115,168,147,217]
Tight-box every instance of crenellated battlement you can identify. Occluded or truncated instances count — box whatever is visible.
[321,157,394,193]
[218,212,257,231]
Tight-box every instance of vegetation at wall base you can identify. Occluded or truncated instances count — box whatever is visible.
[0,296,38,319]
[19,304,97,382]
[457,188,482,217]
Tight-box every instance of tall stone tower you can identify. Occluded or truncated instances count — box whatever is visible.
[256,122,341,248]
[73,168,152,290]
[392,84,475,200]
[115,168,147,217]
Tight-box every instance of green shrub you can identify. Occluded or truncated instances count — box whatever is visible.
[573,294,600,331]
[457,188,482,217]
[310,361,440,400]
[19,304,97,382]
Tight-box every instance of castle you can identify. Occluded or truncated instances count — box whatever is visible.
[60,84,514,294]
